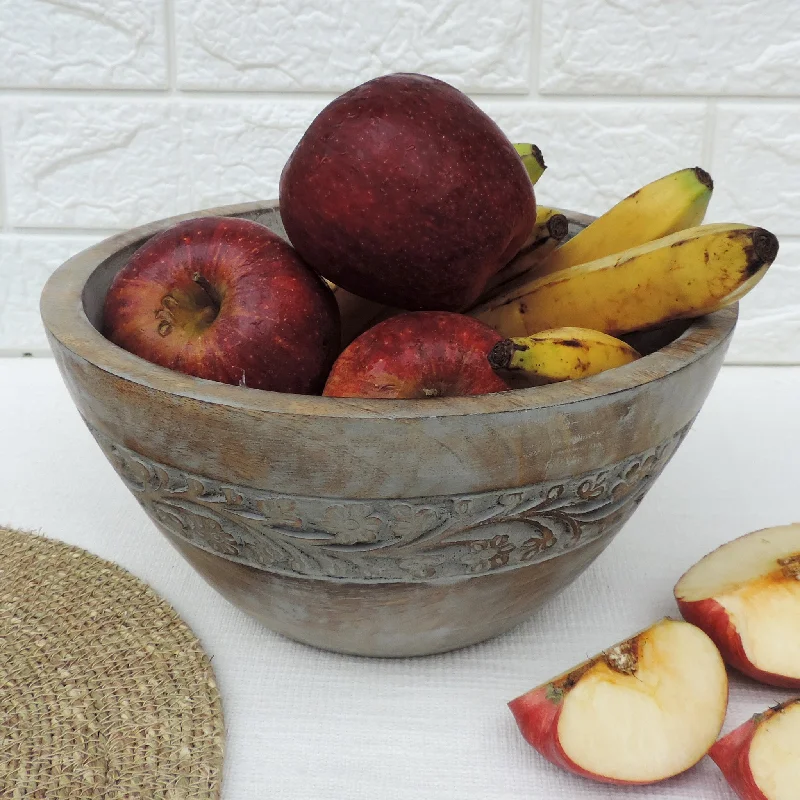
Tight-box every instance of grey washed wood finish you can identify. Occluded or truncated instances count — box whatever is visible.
[40,201,737,656]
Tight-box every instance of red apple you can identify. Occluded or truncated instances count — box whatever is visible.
[103,216,340,394]
[709,699,800,800]
[675,524,800,688]
[508,618,728,785]
[279,73,536,312]
[322,311,509,399]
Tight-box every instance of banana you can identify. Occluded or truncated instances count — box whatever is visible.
[521,205,570,250]
[477,207,569,303]
[537,167,714,278]
[536,205,566,226]
[514,143,546,186]
[488,327,640,382]
[471,224,779,338]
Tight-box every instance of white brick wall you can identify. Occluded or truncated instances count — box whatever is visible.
[174,0,532,92]
[1,0,798,361]
[0,0,167,89]
[0,234,99,351]
[540,1,800,96]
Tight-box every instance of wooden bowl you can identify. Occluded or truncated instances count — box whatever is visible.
[40,201,737,657]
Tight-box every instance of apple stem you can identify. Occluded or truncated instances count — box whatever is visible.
[192,272,221,313]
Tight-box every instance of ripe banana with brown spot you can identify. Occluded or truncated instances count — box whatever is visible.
[514,143,546,186]
[471,224,779,338]
[488,327,641,382]
[537,167,714,278]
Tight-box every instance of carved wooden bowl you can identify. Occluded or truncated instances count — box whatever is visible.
[40,201,737,657]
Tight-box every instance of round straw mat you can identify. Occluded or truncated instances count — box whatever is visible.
[0,527,224,799]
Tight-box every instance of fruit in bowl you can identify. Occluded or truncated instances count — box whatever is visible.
[323,311,509,399]
[472,223,778,338]
[102,216,340,394]
[279,72,536,312]
[95,73,780,401]
[487,327,641,384]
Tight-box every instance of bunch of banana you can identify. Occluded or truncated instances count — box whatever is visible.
[470,224,779,338]
[488,327,641,383]
[535,167,714,279]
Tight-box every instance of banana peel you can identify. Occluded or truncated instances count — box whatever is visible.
[471,224,779,338]
[488,327,641,382]
[538,167,714,277]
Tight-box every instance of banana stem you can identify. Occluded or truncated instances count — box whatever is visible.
[487,339,524,371]
[514,143,546,185]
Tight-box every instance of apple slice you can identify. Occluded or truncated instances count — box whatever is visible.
[709,698,800,800]
[508,618,728,785]
[675,524,800,688]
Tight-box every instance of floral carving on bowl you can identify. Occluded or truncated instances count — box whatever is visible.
[92,421,692,582]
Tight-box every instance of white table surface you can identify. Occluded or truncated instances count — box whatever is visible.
[1,359,798,800]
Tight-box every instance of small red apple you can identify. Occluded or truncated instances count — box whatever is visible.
[322,311,509,399]
[675,524,800,688]
[279,73,536,312]
[508,618,729,785]
[103,216,340,394]
[709,698,800,800]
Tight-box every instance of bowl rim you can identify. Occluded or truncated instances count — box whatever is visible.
[40,200,737,420]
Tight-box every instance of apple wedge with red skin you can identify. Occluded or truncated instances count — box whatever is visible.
[508,618,728,785]
[709,698,800,800]
[103,216,340,394]
[322,311,509,399]
[675,524,800,689]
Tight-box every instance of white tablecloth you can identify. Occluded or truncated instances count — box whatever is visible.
[2,359,798,800]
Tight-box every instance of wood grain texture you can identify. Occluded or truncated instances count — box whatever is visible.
[40,201,737,656]
[165,529,612,658]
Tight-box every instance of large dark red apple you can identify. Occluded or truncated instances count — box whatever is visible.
[279,73,536,312]
[103,216,340,394]
[322,311,509,399]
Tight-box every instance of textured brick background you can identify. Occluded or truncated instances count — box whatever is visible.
[1,0,797,361]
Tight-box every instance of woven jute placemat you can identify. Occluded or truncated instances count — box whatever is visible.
[0,526,224,799]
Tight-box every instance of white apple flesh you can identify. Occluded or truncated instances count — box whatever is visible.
[508,618,728,785]
[675,524,800,688]
[710,698,800,800]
